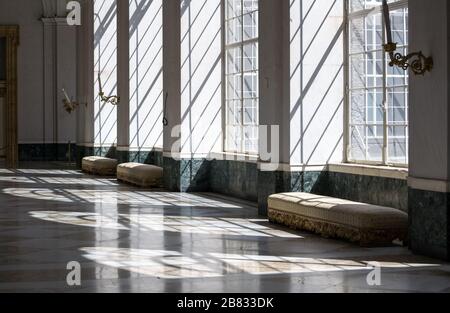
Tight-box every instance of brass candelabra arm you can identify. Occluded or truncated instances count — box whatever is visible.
[99,91,120,106]
[383,42,433,76]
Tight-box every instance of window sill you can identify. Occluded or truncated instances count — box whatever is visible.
[328,163,408,180]
[209,152,258,163]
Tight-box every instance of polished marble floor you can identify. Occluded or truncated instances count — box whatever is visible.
[0,166,450,293]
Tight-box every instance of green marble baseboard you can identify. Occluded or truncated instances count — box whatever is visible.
[409,188,450,260]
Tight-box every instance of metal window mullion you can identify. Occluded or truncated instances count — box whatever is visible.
[223,0,228,152]
[349,84,407,92]
[404,8,409,163]
[225,37,258,49]
[349,46,407,57]
[240,0,245,153]
[344,0,350,162]
[348,0,408,20]
[382,6,388,165]
[224,9,258,23]
[364,15,369,160]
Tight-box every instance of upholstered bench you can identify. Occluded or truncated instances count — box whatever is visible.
[268,193,408,246]
[117,163,163,188]
[82,156,118,176]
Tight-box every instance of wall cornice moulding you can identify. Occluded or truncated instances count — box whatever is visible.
[41,17,70,26]
[42,0,70,18]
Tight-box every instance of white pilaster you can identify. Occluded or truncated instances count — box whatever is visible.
[259,0,291,167]
[42,17,77,145]
[117,0,130,152]
[162,0,181,155]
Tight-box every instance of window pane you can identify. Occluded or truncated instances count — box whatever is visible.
[227,74,241,100]
[388,125,408,164]
[243,72,258,98]
[243,98,258,125]
[387,87,408,163]
[350,54,366,89]
[244,126,258,153]
[350,125,383,162]
[242,12,258,41]
[227,100,242,125]
[226,125,242,152]
[227,46,241,74]
[243,42,258,72]
[226,17,242,44]
[226,0,241,19]
[350,17,365,54]
[243,0,258,13]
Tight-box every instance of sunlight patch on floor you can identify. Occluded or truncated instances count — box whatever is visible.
[30,211,300,238]
[80,247,441,280]
[7,188,246,208]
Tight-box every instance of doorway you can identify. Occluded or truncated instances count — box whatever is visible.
[0,26,19,168]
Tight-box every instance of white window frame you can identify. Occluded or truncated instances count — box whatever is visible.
[222,0,259,155]
[344,0,409,167]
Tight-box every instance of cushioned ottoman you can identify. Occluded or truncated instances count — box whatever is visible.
[82,156,118,176]
[268,193,408,246]
[117,163,163,188]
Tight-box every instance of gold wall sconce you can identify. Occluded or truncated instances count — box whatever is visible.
[98,73,120,106]
[382,0,433,75]
[62,88,86,114]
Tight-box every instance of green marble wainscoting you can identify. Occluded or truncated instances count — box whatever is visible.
[327,172,408,213]
[163,156,181,191]
[116,150,163,167]
[210,160,258,203]
[409,188,450,260]
[161,157,409,217]
[163,157,211,192]
[19,144,78,163]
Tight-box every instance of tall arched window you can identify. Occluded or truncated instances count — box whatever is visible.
[347,0,408,165]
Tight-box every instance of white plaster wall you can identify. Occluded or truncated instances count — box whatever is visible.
[0,0,44,144]
[129,0,163,151]
[94,0,117,147]
[409,0,449,181]
[55,22,77,144]
[0,1,78,146]
[180,0,222,155]
[290,0,344,166]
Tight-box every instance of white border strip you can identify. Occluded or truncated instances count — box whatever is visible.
[408,177,450,194]
[328,163,408,180]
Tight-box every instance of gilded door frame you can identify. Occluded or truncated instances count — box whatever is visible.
[0,26,19,168]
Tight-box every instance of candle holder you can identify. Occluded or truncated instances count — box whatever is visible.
[62,88,87,114]
[382,0,433,76]
[383,42,433,76]
[98,73,120,106]
[99,91,120,106]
